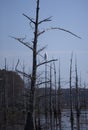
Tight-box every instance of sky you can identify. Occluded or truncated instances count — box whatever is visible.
[0,0,88,87]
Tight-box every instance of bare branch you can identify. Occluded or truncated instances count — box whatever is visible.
[38,16,52,24]
[10,36,33,50]
[17,70,31,78]
[15,59,31,78]
[37,30,45,36]
[51,27,82,39]
[40,27,81,39]
[15,59,20,71]
[29,22,34,30]
[36,80,50,86]
[37,45,47,54]
[23,13,35,24]
[37,59,58,68]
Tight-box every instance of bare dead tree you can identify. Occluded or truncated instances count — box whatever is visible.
[58,59,62,130]
[69,53,74,130]
[83,83,87,129]
[23,1,39,129]
[34,82,41,130]
[12,65,15,130]
[44,52,48,129]
[12,1,57,129]
[10,0,81,129]
[4,60,8,130]
[53,61,58,130]
[75,57,80,130]
[49,63,53,130]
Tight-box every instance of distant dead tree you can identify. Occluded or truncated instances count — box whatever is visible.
[58,59,62,130]
[53,61,58,130]
[75,57,80,130]
[69,53,74,130]
[49,63,53,130]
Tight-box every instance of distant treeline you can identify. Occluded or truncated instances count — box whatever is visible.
[35,87,88,111]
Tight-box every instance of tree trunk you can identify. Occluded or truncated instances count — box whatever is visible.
[58,60,62,130]
[24,0,39,130]
[75,59,80,130]
[69,54,74,130]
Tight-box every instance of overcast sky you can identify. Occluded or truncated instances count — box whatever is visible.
[0,0,88,86]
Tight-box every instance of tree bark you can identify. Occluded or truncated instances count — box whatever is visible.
[24,0,39,130]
